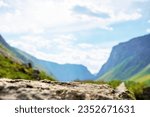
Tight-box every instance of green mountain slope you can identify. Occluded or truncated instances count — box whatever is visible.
[96,34,150,83]
[0,43,55,81]
[98,56,147,81]
[0,34,94,82]
[97,57,134,81]
[130,64,150,84]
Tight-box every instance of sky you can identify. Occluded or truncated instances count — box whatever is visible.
[0,0,150,73]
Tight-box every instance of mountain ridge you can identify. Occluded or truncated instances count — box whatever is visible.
[0,34,94,82]
[97,34,150,83]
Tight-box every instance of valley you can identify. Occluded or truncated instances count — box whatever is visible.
[0,34,150,100]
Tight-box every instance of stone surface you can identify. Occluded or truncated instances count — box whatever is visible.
[115,82,135,100]
[0,78,133,100]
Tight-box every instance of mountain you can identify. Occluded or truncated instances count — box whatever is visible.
[13,45,94,82]
[97,34,150,82]
[0,34,94,82]
[130,64,150,84]
[0,35,55,81]
[38,60,94,81]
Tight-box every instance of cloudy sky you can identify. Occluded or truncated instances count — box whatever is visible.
[0,0,150,73]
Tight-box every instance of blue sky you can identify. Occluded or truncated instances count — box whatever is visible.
[0,0,150,73]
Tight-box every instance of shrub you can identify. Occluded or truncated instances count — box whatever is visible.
[125,81,145,99]
[107,80,122,88]
[39,71,55,81]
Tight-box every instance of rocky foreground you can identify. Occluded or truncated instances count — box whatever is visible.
[0,78,133,100]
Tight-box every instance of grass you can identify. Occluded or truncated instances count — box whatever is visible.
[39,71,55,81]
[125,81,145,99]
[130,64,150,85]
[97,57,134,81]
[0,54,55,81]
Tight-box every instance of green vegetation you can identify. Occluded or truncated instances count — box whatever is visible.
[130,64,150,85]
[0,54,55,81]
[0,43,55,81]
[97,57,135,81]
[107,80,122,88]
[97,56,150,86]
[125,81,145,99]
[0,44,8,51]
[39,71,55,81]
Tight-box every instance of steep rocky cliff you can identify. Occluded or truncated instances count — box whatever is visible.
[97,34,150,82]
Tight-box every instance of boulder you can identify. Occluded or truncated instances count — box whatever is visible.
[115,82,135,100]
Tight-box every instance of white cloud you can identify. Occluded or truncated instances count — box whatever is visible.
[0,0,75,33]
[146,28,150,33]
[1,0,145,73]
[0,0,9,7]
[0,0,143,33]
[8,34,113,73]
